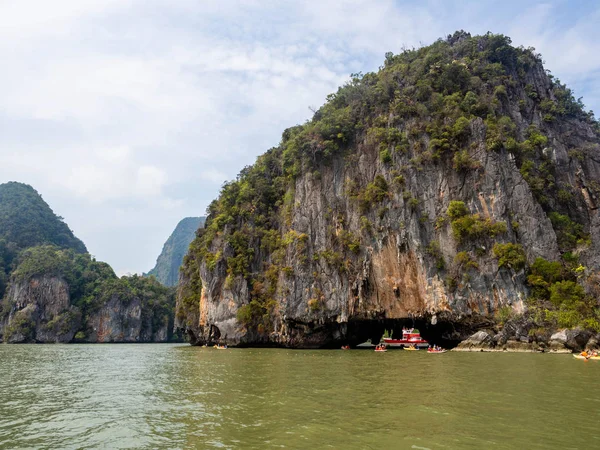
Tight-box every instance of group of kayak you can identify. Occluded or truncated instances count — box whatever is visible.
[209,343,596,357]
[371,344,447,353]
[427,345,447,353]
[574,350,599,360]
[209,344,596,357]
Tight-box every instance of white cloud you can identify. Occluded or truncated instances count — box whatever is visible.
[136,166,167,197]
[51,147,170,204]
[508,4,600,78]
[0,0,128,39]
[100,145,130,163]
[200,169,228,185]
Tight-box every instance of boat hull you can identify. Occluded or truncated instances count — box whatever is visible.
[383,339,429,348]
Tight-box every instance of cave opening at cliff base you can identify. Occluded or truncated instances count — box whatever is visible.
[342,318,468,350]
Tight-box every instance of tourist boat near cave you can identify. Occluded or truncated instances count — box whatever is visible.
[383,328,429,349]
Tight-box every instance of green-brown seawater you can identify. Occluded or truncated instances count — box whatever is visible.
[1,344,599,449]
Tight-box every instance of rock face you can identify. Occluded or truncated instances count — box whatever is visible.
[176,32,600,348]
[86,295,170,343]
[455,331,494,351]
[549,329,592,351]
[0,276,79,343]
[0,275,173,343]
[453,326,598,352]
[147,217,205,287]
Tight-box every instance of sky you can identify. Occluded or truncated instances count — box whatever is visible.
[1,0,599,275]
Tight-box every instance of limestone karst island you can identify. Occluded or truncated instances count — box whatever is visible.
[1,4,599,448]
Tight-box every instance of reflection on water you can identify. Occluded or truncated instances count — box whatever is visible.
[1,344,599,449]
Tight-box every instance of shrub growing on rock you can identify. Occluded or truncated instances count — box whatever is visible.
[548,212,589,251]
[526,257,599,332]
[549,280,585,308]
[447,201,507,244]
[4,312,35,342]
[359,175,390,212]
[454,251,478,269]
[493,243,526,271]
[447,200,469,219]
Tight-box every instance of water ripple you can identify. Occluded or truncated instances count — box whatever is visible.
[1,345,599,449]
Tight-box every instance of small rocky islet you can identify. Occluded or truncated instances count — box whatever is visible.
[2,31,600,353]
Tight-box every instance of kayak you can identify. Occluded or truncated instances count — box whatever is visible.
[573,354,600,360]
[427,350,447,354]
[405,347,419,351]
[374,348,387,352]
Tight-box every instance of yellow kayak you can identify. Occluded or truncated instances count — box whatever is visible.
[573,354,600,360]
[404,347,419,351]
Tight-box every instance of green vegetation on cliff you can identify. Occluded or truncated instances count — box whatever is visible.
[147,217,205,287]
[178,31,600,343]
[0,182,86,299]
[447,200,507,244]
[525,256,600,332]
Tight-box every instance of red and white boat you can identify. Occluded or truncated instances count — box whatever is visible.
[383,328,429,349]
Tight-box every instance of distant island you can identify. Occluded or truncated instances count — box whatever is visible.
[146,217,205,287]
[0,182,177,343]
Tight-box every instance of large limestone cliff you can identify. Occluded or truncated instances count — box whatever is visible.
[177,32,600,348]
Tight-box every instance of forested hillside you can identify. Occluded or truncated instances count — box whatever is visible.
[0,182,86,299]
